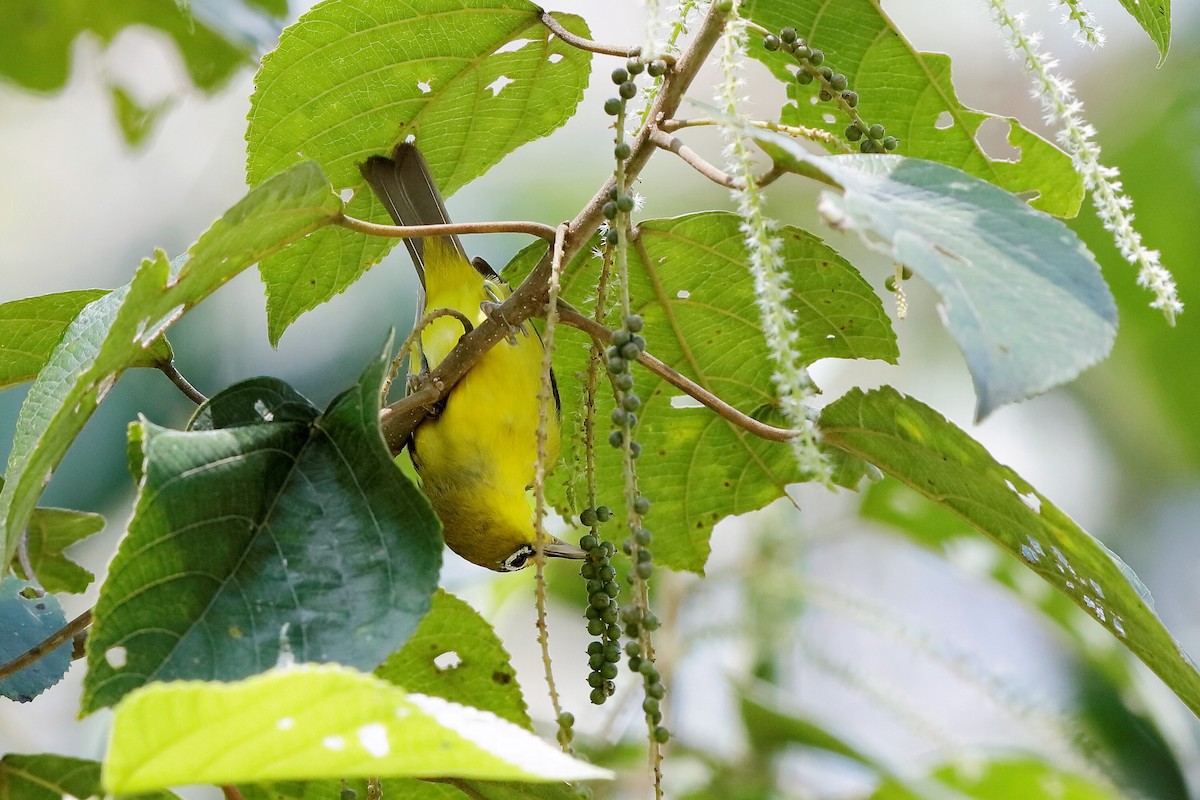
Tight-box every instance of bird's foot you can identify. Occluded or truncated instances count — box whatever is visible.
[479,300,526,346]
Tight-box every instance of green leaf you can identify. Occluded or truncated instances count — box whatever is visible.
[0,578,72,702]
[377,589,531,729]
[763,137,1116,419]
[0,290,172,391]
[509,212,896,572]
[0,754,179,800]
[246,1,591,191]
[246,0,592,341]
[102,664,612,793]
[0,161,342,565]
[1116,0,1171,66]
[744,0,1084,217]
[242,778,465,800]
[871,757,1119,800]
[259,185,399,345]
[738,679,876,766]
[0,0,254,94]
[821,387,1200,718]
[109,84,172,149]
[22,507,105,595]
[82,340,442,713]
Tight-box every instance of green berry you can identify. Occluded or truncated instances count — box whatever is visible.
[603,201,618,219]
[809,48,824,66]
[599,564,616,580]
[587,671,605,689]
[607,185,620,201]
[612,328,631,347]
[601,606,619,625]
[628,655,643,672]
[884,275,898,292]
[901,266,913,279]
[604,581,621,598]
[715,0,733,11]
[636,561,653,579]
[627,58,645,75]
[620,341,642,360]
[614,373,634,391]
[611,67,629,85]
[830,73,848,91]
[621,538,633,556]
[653,726,670,744]
[589,652,605,669]
[590,687,606,704]
[638,659,657,678]
[883,135,899,150]
[617,194,635,212]
[558,710,574,727]
[819,66,833,81]
[643,612,661,631]
[780,27,797,44]
[580,511,598,529]
[845,124,863,141]
[630,441,642,459]
[611,408,628,426]
[607,356,627,374]
[625,641,642,657]
[860,139,877,154]
[621,605,641,624]
[635,527,653,546]
[588,641,603,655]
[868,123,886,140]
[793,44,811,59]
[625,314,644,332]
[605,228,620,246]
[842,90,858,108]
[647,59,667,77]
[588,618,605,636]
[600,662,618,679]
[647,681,666,698]
[580,562,598,579]
[614,141,632,160]
[590,593,610,610]
[342,790,357,800]
[604,643,621,662]
[619,81,637,100]
[633,495,651,514]
[604,97,622,115]
[796,70,814,85]
[622,394,641,412]
[597,505,613,522]
[764,34,781,52]
[643,698,660,716]
[818,89,832,102]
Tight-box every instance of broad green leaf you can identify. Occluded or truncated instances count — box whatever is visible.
[0,754,178,800]
[83,341,442,713]
[821,387,1200,718]
[247,0,592,341]
[259,185,398,345]
[0,0,255,93]
[1116,0,1171,66]
[242,778,464,800]
[739,680,875,766]
[0,578,71,702]
[871,757,1119,800]
[20,506,105,595]
[0,290,171,391]
[508,212,896,572]
[0,161,342,565]
[745,0,1084,217]
[763,136,1116,419]
[246,0,591,191]
[102,664,612,793]
[377,589,531,729]
[109,84,172,149]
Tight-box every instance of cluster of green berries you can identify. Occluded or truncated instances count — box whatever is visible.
[765,27,898,153]
[884,265,914,293]
[579,506,620,704]
[621,605,670,744]
[603,57,668,119]
[606,314,645,455]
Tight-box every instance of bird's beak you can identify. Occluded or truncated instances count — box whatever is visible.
[541,537,588,560]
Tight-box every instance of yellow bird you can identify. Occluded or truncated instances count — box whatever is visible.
[360,144,586,572]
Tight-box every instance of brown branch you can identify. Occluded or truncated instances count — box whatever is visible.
[557,306,798,443]
[339,215,558,242]
[221,786,247,800]
[0,608,93,681]
[539,10,641,58]
[378,2,733,452]
[158,361,208,405]
[649,129,737,189]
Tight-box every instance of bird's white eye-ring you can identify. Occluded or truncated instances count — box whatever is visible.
[500,545,535,572]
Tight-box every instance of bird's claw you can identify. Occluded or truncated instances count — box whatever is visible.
[480,300,526,346]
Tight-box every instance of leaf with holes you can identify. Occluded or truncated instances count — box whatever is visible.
[1115,0,1171,66]
[377,590,530,729]
[17,505,105,595]
[507,212,896,572]
[0,578,72,702]
[102,665,612,793]
[247,0,592,342]
[744,0,1083,217]
[821,387,1200,719]
[0,290,171,391]
[0,161,342,566]
[763,135,1116,419]
[0,754,180,800]
[81,339,441,713]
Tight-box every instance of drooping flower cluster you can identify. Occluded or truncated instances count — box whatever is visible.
[988,0,1181,323]
[1050,0,1106,49]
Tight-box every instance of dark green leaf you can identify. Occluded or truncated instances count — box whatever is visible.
[0,754,179,800]
[109,84,172,148]
[510,212,895,572]
[745,0,1084,217]
[21,507,104,595]
[0,578,72,702]
[377,589,530,729]
[763,137,1116,419]
[821,387,1200,718]
[0,161,342,565]
[82,338,442,713]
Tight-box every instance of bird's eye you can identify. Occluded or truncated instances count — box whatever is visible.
[501,546,534,572]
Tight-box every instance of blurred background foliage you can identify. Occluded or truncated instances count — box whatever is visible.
[1,1,1199,798]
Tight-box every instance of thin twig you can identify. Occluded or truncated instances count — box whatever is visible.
[558,305,797,443]
[649,129,738,188]
[539,10,641,58]
[158,361,208,405]
[0,608,93,681]
[660,116,851,152]
[532,222,569,750]
[221,786,247,800]
[383,307,475,400]
[377,1,732,452]
[339,215,558,242]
